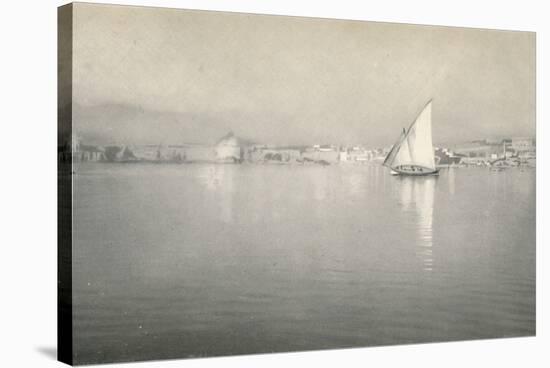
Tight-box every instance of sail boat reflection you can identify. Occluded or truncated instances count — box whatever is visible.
[397,176,436,272]
[448,167,456,196]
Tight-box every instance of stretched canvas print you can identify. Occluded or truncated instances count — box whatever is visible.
[58,2,536,365]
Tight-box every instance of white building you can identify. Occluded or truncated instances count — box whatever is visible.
[215,132,243,163]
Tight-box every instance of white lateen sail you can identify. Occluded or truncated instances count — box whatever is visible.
[383,100,437,175]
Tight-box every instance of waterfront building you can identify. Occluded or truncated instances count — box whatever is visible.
[318,144,337,152]
[184,146,215,162]
[510,137,535,152]
[129,144,160,161]
[58,134,106,162]
[339,150,348,162]
[453,141,504,164]
[255,148,302,163]
[302,149,339,164]
[131,144,187,162]
[339,147,370,163]
[215,132,249,163]
[78,145,105,162]
[434,148,462,166]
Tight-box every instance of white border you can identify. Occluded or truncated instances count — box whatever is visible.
[0,1,546,367]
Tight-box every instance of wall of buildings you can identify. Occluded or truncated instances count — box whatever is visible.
[302,149,340,164]
[130,145,187,162]
[186,146,216,162]
[511,137,535,152]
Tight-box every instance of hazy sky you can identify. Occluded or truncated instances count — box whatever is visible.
[70,3,535,146]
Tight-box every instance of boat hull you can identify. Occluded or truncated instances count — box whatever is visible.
[390,165,439,176]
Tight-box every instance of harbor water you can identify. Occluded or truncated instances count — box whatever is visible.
[71,163,535,364]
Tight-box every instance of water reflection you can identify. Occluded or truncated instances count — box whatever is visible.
[395,176,436,272]
[341,167,367,197]
[312,169,329,202]
[197,165,223,191]
[448,167,455,196]
[197,165,235,224]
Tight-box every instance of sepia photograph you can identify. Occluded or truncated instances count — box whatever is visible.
[57,2,535,365]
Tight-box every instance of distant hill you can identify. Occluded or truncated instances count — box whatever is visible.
[72,103,245,146]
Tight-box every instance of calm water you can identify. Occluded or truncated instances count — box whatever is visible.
[72,163,535,364]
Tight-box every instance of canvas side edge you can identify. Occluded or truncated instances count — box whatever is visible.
[58,3,74,366]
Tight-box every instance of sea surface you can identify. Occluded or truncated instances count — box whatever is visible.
[71,163,536,364]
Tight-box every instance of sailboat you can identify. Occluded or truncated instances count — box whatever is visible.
[383,100,439,176]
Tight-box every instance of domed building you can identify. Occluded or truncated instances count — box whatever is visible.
[214,131,245,163]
